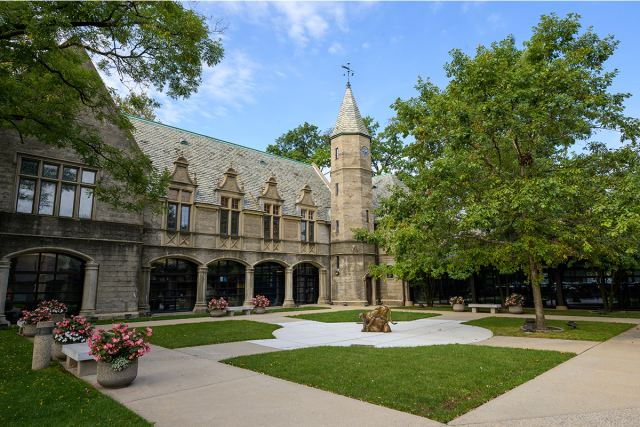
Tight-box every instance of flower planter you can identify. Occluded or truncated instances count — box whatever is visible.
[452,304,465,312]
[210,309,224,317]
[97,360,138,388]
[253,306,266,314]
[23,323,37,337]
[509,306,523,314]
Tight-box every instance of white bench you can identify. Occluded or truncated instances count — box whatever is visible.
[224,306,253,316]
[62,342,97,377]
[468,303,502,314]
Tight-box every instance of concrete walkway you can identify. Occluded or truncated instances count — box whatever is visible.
[82,307,640,426]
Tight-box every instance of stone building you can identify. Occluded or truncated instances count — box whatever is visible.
[0,83,408,325]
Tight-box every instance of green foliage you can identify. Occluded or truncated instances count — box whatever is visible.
[114,91,162,122]
[363,116,405,176]
[355,13,640,329]
[0,1,225,212]
[222,345,574,422]
[0,328,153,426]
[287,309,440,323]
[267,122,332,168]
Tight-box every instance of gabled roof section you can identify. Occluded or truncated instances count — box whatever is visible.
[372,174,406,210]
[330,84,370,139]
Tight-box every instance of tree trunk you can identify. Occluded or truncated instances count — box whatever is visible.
[529,255,548,330]
[496,272,505,307]
[505,276,510,296]
[427,276,436,307]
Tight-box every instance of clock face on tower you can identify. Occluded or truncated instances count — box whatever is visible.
[361,146,369,158]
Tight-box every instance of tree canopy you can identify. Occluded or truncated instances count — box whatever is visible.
[354,13,640,329]
[0,1,225,212]
[114,92,162,123]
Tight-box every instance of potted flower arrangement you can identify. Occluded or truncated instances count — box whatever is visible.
[52,315,93,360]
[18,308,52,337]
[88,323,152,388]
[251,295,270,314]
[208,297,228,317]
[449,296,465,312]
[39,300,68,322]
[505,294,525,314]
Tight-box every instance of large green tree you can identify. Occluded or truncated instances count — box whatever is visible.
[0,1,224,212]
[355,14,640,329]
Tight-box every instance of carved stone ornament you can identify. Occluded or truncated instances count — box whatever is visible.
[217,165,243,193]
[261,173,283,200]
[296,182,315,206]
[358,306,397,333]
[170,156,194,184]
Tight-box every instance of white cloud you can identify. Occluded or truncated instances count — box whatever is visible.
[487,13,500,24]
[362,42,371,49]
[328,42,344,55]
[431,2,443,13]
[275,71,286,78]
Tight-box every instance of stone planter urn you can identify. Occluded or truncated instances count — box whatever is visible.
[51,314,65,323]
[23,323,37,337]
[210,309,224,317]
[97,360,139,388]
[452,304,465,312]
[509,306,523,314]
[253,306,266,314]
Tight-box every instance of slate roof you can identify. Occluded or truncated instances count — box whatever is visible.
[129,116,332,220]
[331,84,370,138]
[372,173,406,210]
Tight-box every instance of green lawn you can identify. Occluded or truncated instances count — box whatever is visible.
[222,345,573,423]
[287,309,440,323]
[147,320,281,349]
[95,306,329,325]
[464,317,635,341]
[0,327,152,427]
[394,305,640,318]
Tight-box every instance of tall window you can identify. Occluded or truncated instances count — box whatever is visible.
[293,263,319,304]
[263,203,281,239]
[300,209,315,243]
[336,220,339,234]
[254,262,285,306]
[207,261,245,307]
[149,258,197,312]
[16,158,96,219]
[335,148,339,159]
[335,183,339,196]
[220,196,241,236]
[366,210,369,223]
[166,189,192,231]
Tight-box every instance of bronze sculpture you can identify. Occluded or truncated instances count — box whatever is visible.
[359,305,397,333]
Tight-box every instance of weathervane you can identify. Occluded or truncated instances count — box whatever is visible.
[342,62,354,87]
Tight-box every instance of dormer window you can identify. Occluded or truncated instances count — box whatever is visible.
[220,197,240,236]
[166,189,192,231]
[263,203,281,240]
[301,209,316,243]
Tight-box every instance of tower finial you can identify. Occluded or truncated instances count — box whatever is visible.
[342,62,354,87]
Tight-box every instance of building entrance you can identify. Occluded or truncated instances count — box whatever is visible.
[149,258,197,313]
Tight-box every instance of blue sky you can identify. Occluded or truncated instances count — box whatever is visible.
[106,1,640,152]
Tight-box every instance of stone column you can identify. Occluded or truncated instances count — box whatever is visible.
[32,321,55,370]
[193,266,208,313]
[317,268,329,304]
[79,262,99,317]
[283,267,295,308]
[371,278,378,306]
[138,266,151,315]
[243,267,255,307]
[0,260,11,327]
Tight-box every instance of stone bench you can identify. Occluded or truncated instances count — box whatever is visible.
[224,306,253,316]
[468,303,502,314]
[62,342,97,377]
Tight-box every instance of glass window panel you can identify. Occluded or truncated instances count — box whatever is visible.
[231,211,239,236]
[263,216,271,239]
[78,187,93,219]
[38,181,57,215]
[39,253,57,271]
[309,222,314,243]
[13,254,39,271]
[265,204,271,214]
[301,210,306,219]
[21,159,39,176]
[301,221,307,242]
[309,211,314,220]
[56,254,83,272]
[232,199,239,210]
[166,259,178,273]
[166,203,178,230]
[62,167,78,182]
[273,206,279,215]
[181,191,191,203]
[42,164,59,179]
[81,170,96,184]
[16,178,36,213]
[58,184,76,217]
[180,205,190,231]
[221,197,228,208]
[273,217,280,239]
[220,210,228,234]
[168,189,178,201]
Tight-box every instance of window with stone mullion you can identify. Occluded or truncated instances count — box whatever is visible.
[166,189,192,231]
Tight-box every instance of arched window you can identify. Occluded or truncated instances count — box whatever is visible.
[8,252,85,319]
[149,258,197,312]
[207,261,245,306]
[254,262,285,306]
[293,263,319,304]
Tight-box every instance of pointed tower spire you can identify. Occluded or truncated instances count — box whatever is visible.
[331,85,370,138]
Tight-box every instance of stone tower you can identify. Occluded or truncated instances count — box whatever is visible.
[330,83,377,305]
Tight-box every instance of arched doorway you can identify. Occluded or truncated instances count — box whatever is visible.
[293,263,319,304]
[207,260,245,306]
[8,252,85,318]
[149,258,197,313]
[254,262,285,306]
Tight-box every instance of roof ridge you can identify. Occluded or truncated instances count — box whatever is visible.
[126,114,315,167]
[372,172,393,179]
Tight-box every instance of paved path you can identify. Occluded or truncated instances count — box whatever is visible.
[81,307,640,426]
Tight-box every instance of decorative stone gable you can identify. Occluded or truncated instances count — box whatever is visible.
[217,165,244,194]
[261,173,283,200]
[296,183,316,207]
[170,156,195,184]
